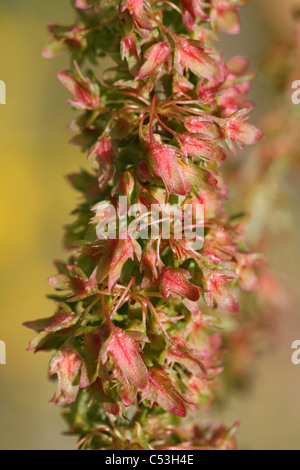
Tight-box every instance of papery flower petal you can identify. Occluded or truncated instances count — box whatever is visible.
[24,304,78,334]
[212,6,240,35]
[149,140,191,196]
[121,0,153,31]
[45,312,78,332]
[160,267,200,301]
[227,120,264,147]
[185,162,218,188]
[141,240,163,288]
[177,132,227,161]
[184,117,223,140]
[217,82,251,117]
[43,40,68,59]
[138,42,171,79]
[227,55,249,75]
[181,0,210,32]
[50,348,82,404]
[236,253,265,291]
[176,38,223,82]
[182,298,201,315]
[181,0,197,32]
[121,34,141,75]
[100,327,149,391]
[48,265,98,301]
[204,270,239,312]
[108,236,141,293]
[43,24,88,58]
[166,337,205,376]
[142,368,186,417]
[58,71,100,110]
[89,137,118,183]
[188,376,214,408]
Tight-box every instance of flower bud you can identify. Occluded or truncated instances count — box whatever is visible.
[138,42,171,79]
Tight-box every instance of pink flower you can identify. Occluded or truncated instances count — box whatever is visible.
[88,137,118,184]
[92,236,142,293]
[138,42,171,79]
[216,56,253,116]
[160,267,200,302]
[48,265,98,302]
[175,38,223,83]
[177,132,227,161]
[57,70,100,110]
[100,327,149,391]
[142,368,187,417]
[50,348,82,404]
[221,109,264,152]
[107,236,142,293]
[236,253,265,291]
[184,116,223,140]
[211,0,242,35]
[121,34,141,75]
[24,308,78,336]
[149,139,191,196]
[180,0,210,32]
[141,240,163,288]
[203,269,239,313]
[166,337,205,376]
[43,24,87,59]
[121,0,153,31]
[187,376,214,408]
[27,0,265,449]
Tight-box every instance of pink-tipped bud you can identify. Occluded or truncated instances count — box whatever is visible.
[138,42,171,79]
[89,137,118,183]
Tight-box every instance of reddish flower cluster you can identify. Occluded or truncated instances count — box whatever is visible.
[26,0,264,449]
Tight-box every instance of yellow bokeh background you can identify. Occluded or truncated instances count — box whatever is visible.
[0,0,80,449]
[0,0,300,450]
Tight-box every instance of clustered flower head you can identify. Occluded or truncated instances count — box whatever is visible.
[26,0,264,450]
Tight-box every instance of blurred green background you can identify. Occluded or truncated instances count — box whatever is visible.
[0,0,300,450]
